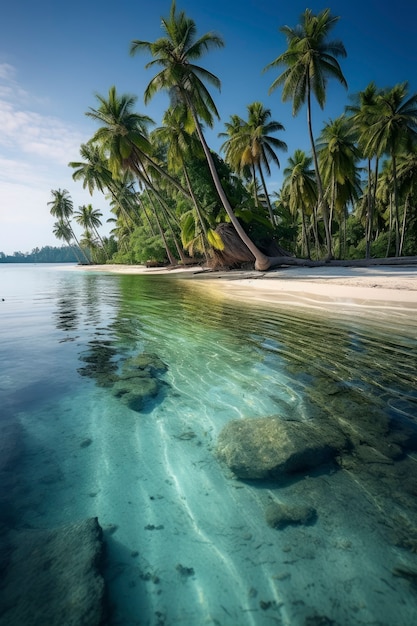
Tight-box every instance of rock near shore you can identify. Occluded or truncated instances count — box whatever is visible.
[0,517,107,626]
[216,416,349,480]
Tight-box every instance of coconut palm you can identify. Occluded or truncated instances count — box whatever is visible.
[130,0,272,270]
[69,143,114,196]
[48,189,90,264]
[74,204,108,259]
[362,82,417,256]
[264,8,347,259]
[153,105,223,260]
[52,220,85,264]
[283,150,317,258]
[86,87,188,263]
[317,115,361,255]
[346,82,382,257]
[396,150,417,255]
[86,86,188,198]
[220,102,287,225]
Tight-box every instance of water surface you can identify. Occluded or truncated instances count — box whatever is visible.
[1,264,417,626]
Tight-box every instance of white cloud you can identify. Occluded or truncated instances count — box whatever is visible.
[0,66,111,254]
[0,63,15,80]
[0,98,85,165]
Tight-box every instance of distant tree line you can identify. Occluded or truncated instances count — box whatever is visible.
[0,246,79,263]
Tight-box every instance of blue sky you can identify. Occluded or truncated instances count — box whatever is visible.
[1,0,416,255]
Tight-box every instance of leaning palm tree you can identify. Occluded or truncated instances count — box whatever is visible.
[130,0,272,270]
[86,87,187,263]
[362,82,417,256]
[48,189,90,264]
[86,86,189,198]
[52,220,86,264]
[153,105,223,260]
[264,8,347,259]
[69,142,114,196]
[74,204,108,259]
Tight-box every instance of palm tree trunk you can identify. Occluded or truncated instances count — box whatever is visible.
[301,210,311,259]
[187,98,271,270]
[399,192,409,257]
[306,84,333,259]
[386,194,393,258]
[257,164,275,225]
[153,192,188,264]
[144,189,177,265]
[392,155,400,257]
[182,161,209,262]
[66,219,90,264]
[365,159,372,258]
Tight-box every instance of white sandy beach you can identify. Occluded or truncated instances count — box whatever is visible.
[77,263,417,311]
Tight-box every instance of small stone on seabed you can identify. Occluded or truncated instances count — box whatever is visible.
[266,502,317,529]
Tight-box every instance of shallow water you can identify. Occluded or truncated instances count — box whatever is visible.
[1,264,417,626]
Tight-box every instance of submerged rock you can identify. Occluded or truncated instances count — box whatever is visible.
[266,502,317,529]
[216,416,348,480]
[0,517,107,626]
[122,352,168,376]
[111,375,159,412]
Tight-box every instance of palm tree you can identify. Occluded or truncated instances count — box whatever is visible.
[69,143,114,196]
[130,0,272,270]
[48,189,90,264]
[346,82,382,258]
[86,86,189,198]
[52,220,85,264]
[362,82,417,256]
[220,102,287,225]
[153,106,214,261]
[86,87,187,264]
[396,150,417,255]
[317,115,361,255]
[264,8,347,259]
[74,204,108,260]
[283,150,317,258]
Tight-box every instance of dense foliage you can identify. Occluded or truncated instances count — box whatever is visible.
[48,3,417,268]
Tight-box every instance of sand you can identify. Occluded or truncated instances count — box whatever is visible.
[77,263,417,313]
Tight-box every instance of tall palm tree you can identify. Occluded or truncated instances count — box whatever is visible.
[220,102,287,225]
[48,189,90,264]
[396,150,417,255]
[283,150,317,258]
[346,82,382,258]
[264,8,347,259]
[317,115,361,253]
[362,82,417,256]
[130,0,272,270]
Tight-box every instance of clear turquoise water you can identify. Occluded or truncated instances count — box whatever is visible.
[1,263,417,626]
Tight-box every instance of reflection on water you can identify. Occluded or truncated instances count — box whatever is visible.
[1,265,417,626]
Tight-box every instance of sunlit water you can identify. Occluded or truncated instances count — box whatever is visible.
[1,264,417,626]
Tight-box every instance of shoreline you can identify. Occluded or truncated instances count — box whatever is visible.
[75,263,417,311]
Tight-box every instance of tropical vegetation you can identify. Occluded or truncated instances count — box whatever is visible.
[0,246,80,263]
[48,3,417,268]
